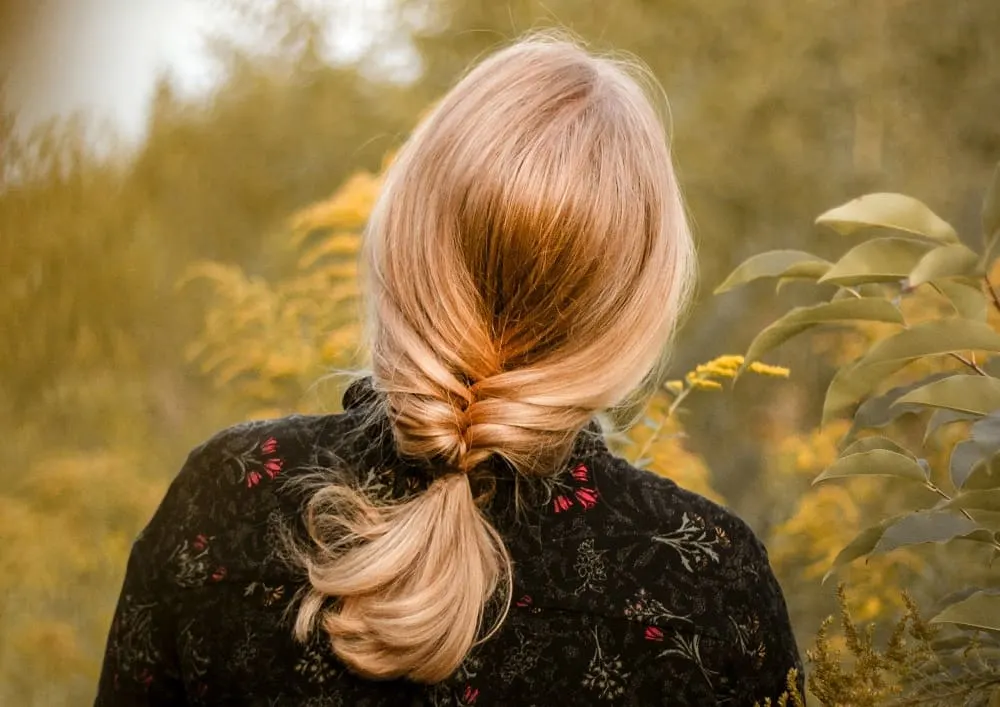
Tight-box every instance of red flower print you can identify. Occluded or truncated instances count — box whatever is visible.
[553,495,574,513]
[575,487,599,509]
[571,464,590,483]
[246,470,262,488]
[462,685,479,704]
[138,668,153,688]
[192,534,208,552]
[211,566,227,582]
[516,595,533,608]
[263,457,283,479]
[645,626,664,642]
[260,437,278,455]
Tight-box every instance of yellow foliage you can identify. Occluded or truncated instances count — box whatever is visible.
[620,393,724,504]
[0,451,167,704]
[761,422,924,623]
[620,355,792,504]
[290,171,382,236]
[185,172,375,412]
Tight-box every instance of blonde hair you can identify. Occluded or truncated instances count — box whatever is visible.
[293,35,695,683]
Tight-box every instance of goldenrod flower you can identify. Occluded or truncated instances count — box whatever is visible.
[664,380,684,394]
[748,361,791,378]
[690,378,723,391]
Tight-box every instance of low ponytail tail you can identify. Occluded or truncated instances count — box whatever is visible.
[294,472,511,683]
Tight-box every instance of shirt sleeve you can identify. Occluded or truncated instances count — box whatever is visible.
[94,537,187,705]
[94,457,195,706]
[723,525,805,705]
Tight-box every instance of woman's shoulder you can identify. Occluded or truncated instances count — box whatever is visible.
[576,452,786,628]
[589,451,767,558]
[559,453,803,692]
[133,412,356,590]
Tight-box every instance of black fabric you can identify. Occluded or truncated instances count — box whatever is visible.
[95,378,803,706]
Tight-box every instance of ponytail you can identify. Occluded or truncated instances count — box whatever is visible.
[294,473,510,682]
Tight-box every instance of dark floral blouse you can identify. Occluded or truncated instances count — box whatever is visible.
[96,378,803,706]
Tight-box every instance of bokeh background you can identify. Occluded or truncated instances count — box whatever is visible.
[3,0,1000,703]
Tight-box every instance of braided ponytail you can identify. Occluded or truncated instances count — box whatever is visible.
[294,33,695,683]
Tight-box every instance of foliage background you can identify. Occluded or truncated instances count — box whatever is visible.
[3,1,1000,704]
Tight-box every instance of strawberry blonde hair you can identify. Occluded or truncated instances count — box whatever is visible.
[293,34,695,683]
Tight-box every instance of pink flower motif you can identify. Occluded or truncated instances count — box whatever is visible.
[260,437,278,455]
[463,685,479,704]
[246,470,262,488]
[263,458,283,479]
[211,566,227,582]
[571,464,590,483]
[138,668,153,687]
[516,595,533,608]
[645,626,664,642]
[575,487,599,509]
[192,534,208,552]
[553,495,574,513]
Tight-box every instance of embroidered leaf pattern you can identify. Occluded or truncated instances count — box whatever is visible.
[651,513,724,572]
[624,588,693,625]
[573,538,608,595]
[582,629,631,700]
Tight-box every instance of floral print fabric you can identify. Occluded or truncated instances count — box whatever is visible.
[96,378,803,705]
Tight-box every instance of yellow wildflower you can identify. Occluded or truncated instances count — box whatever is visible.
[748,361,791,378]
[690,378,724,391]
[664,380,684,394]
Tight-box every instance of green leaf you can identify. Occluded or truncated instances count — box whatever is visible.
[931,591,1000,631]
[823,361,910,425]
[983,162,1000,250]
[818,238,936,287]
[841,436,915,459]
[909,244,980,287]
[776,264,840,292]
[741,299,903,369]
[781,261,833,279]
[926,409,979,439]
[942,412,1000,488]
[872,511,980,555]
[951,441,984,489]
[849,373,952,440]
[824,321,1000,422]
[895,375,1000,416]
[965,456,1000,490]
[946,489,1000,512]
[832,284,889,301]
[822,517,899,583]
[813,449,928,485]
[932,280,987,321]
[816,192,959,244]
[863,320,1000,368]
[925,408,979,443]
[714,250,831,294]
[972,411,1000,453]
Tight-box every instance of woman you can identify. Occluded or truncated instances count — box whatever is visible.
[97,36,802,705]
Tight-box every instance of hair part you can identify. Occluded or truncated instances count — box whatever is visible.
[294,32,696,683]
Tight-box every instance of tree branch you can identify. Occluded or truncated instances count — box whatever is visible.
[949,352,988,376]
[985,273,1000,314]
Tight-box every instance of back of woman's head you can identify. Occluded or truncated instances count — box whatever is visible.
[295,34,695,683]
